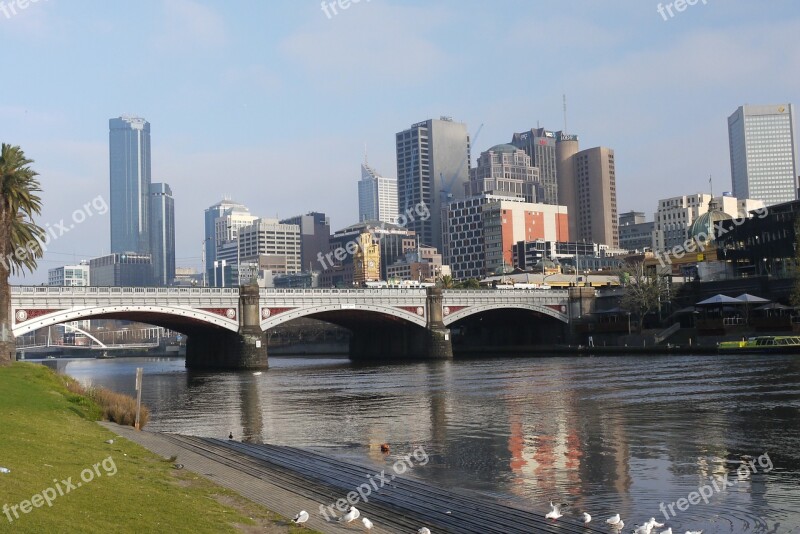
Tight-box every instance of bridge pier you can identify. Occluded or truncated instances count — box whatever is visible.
[185,283,268,370]
[349,287,452,362]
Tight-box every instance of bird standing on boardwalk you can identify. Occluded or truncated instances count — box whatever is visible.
[293,510,309,524]
[338,506,360,523]
[417,528,431,534]
[582,512,591,523]
[361,517,373,530]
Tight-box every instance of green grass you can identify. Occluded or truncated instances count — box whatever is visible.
[0,363,318,533]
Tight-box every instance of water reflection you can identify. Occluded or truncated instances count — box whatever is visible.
[63,354,800,533]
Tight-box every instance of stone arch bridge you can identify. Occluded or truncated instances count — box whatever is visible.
[9,285,589,369]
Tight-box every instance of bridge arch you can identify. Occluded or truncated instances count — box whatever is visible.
[443,303,568,326]
[260,303,427,331]
[12,305,239,337]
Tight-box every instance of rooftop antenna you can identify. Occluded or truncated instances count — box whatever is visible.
[563,94,568,134]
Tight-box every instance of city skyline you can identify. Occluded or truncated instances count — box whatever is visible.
[3,1,799,283]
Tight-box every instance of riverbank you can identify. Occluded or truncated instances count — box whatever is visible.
[0,363,316,533]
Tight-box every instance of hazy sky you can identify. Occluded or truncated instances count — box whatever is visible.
[2,0,798,283]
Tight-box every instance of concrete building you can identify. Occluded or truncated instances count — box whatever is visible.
[652,192,764,252]
[555,132,580,239]
[89,253,153,286]
[572,147,618,248]
[729,104,798,206]
[149,183,175,286]
[48,262,90,286]
[513,240,597,271]
[109,116,151,255]
[618,211,655,252]
[204,199,249,282]
[386,245,447,282]
[466,144,542,202]
[396,117,471,252]
[238,218,302,275]
[510,128,558,204]
[358,163,398,224]
[280,212,331,272]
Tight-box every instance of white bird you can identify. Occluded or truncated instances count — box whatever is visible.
[607,514,622,525]
[685,531,703,534]
[582,512,591,523]
[293,510,308,524]
[613,520,625,530]
[253,371,262,376]
[418,529,431,534]
[634,524,653,534]
[660,529,673,534]
[338,507,360,523]
[361,517,373,530]
[649,518,665,528]
[104,439,114,444]
[545,501,562,520]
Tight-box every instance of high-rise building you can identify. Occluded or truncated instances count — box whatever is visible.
[466,144,542,202]
[89,253,153,286]
[555,132,580,239]
[48,262,90,286]
[729,104,798,206]
[238,218,302,274]
[573,147,619,248]
[618,211,654,252]
[280,212,331,272]
[358,163,398,224]
[109,116,151,255]
[149,183,175,286]
[511,128,558,204]
[204,199,249,281]
[652,192,764,252]
[396,117,471,252]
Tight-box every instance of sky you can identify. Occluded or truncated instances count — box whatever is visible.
[1,0,799,284]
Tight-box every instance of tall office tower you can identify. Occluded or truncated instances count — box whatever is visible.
[358,163,398,224]
[109,116,151,254]
[510,128,558,204]
[149,183,175,286]
[237,218,302,274]
[573,147,619,248]
[618,211,654,252]
[728,104,798,206]
[396,117,471,252]
[280,212,331,272]
[204,199,249,280]
[466,144,542,202]
[555,132,580,239]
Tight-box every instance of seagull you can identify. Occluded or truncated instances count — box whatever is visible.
[582,512,591,523]
[338,506,360,523]
[362,517,373,530]
[173,463,184,470]
[649,518,665,528]
[104,439,114,444]
[660,529,673,534]
[293,510,309,524]
[253,371,262,376]
[545,501,563,520]
[607,514,622,525]
[634,524,653,534]
[418,529,431,534]
[685,531,703,534]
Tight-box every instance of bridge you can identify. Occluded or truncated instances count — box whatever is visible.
[9,285,593,369]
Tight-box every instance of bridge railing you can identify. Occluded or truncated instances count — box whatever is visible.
[442,289,569,296]
[261,288,427,296]
[11,286,240,296]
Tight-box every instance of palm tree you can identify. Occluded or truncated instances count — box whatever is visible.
[1,144,45,366]
[438,274,454,289]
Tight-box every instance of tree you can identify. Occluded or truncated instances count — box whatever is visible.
[617,260,670,333]
[791,217,800,308]
[455,278,481,290]
[438,274,454,289]
[1,144,45,366]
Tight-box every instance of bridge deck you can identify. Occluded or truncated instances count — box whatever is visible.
[105,423,605,533]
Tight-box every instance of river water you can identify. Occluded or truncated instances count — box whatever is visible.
[63,354,800,533]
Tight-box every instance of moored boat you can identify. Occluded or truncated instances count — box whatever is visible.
[718,336,800,354]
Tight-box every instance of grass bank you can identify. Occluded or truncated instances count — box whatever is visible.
[0,363,317,533]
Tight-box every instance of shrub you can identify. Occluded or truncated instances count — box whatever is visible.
[61,376,150,428]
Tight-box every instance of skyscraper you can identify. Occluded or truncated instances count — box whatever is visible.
[358,163,398,224]
[466,144,542,202]
[280,212,331,272]
[204,199,250,282]
[109,116,151,254]
[728,104,798,206]
[573,147,619,248]
[511,128,558,204]
[555,132,580,239]
[149,183,175,286]
[396,117,471,252]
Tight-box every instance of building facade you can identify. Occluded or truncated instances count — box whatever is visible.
[48,263,90,286]
[396,117,471,252]
[238,218,302,275]
[358,163,398,224]
[280,212,331,273]
[386,245,446,282]
[573,147,619,248]
[466,144,542,202]
[652,193,764,252]
[89,253,153,286]
[204,199,250,281]
[618,211,655,252]
[555,132,580,239]
[728,104,798,206]
[109,116,151,255]
[353,232,381,285]
[510,127,558,205]
[149,183,175,286]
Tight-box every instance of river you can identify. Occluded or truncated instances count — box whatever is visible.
[63,353,800,533]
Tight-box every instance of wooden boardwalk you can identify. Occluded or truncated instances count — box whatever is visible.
[103,423,610,533]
